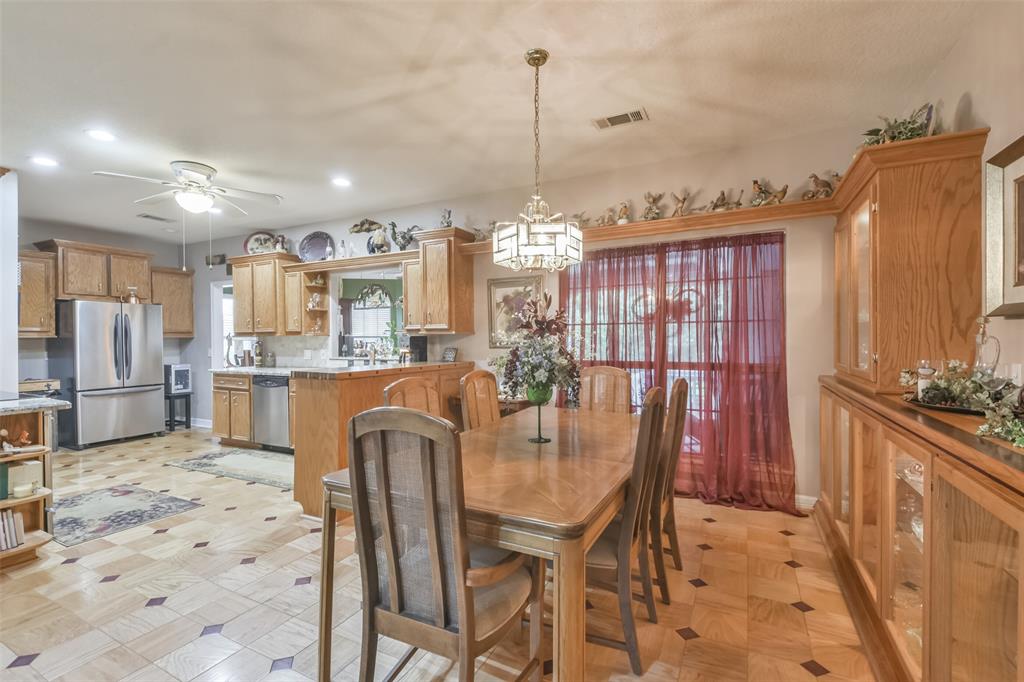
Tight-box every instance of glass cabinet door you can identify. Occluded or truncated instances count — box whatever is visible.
[835,218,852,371]
[884,428,930,681]
[852,409,881,601]
[819,390,834,514]
[931,457,1022,682]
[836,401,852,542]
[851,192,875,378]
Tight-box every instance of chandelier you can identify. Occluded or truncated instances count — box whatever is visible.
[493,49,582,272]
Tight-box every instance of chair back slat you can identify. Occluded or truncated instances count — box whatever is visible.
[384,377,443,417]
[580,366,632,413]
[654,379,689,514]
[348,407,468,630]
[619,387,665,556]
[460,370,501,431]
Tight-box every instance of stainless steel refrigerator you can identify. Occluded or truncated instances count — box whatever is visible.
[49,300,165,449]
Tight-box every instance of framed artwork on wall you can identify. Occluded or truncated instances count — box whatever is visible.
[984,133,1024,316]
[488,275,543,348]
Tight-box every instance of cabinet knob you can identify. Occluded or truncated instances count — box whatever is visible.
[872,353,879,364]
[256,318,261,326]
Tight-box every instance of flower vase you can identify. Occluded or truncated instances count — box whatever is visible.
[527,384,553,444]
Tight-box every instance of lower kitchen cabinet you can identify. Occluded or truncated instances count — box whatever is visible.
[818,376,1023,682]
[211,373,252,442]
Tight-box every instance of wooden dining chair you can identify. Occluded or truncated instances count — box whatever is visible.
[584,386,665,675]
[459,369,501,431]
[650,378,689,604]
[579,366,632,413]
[383,376,442,417]
[340,407,545,682]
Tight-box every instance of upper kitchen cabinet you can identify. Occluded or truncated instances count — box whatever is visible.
[151,267,194,337]
[831,129,987,393]
[18,251,56,338]
[403,228,474,334]
[34,239,152,302]
[228,252,300,335]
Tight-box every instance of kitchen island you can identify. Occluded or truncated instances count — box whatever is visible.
[291,361,475,515]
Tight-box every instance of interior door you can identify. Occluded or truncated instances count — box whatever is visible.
[121,303,164,387]
[72,300,122,391]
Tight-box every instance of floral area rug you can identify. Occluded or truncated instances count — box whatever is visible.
[167,448,293,490]
[53,485,202,547]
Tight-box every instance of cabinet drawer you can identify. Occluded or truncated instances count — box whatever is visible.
[212,374,251,390]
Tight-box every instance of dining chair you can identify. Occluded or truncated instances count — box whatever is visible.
[583,386,665,675]
[341,406,545,682]
[383,376,443,417]
[649,378,689,604]
[460,369,501,431]
[579,366,632,413]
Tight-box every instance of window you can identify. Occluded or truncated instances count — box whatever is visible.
[328,273,403,358]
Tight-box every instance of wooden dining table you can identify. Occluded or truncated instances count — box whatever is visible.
[318,405,641,681]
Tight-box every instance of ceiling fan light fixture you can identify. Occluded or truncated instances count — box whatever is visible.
[208,206,223,215]
[174,189,214,214]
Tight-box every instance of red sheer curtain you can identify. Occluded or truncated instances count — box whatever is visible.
[560,231,800,515]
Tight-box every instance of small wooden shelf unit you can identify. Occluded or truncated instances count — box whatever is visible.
[0,409,55,569]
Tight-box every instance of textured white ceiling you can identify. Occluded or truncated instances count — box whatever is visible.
[1,1,975,243]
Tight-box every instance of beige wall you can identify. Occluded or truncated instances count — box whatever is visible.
[908,1,1024,363]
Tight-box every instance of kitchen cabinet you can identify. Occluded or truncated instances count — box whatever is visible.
[284,272,302,333]
[227,253,300,336]
[817,376,1024,682]
[109,253,152,300]
[151,267,194,337]
[211,373,253,442]
[403,228,474,333]
[18,251,56,338]
[56,243,108,297]
[831,130,986,393]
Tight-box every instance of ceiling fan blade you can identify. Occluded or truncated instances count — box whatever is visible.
[93,171,181,187]
[215,195,249,216]
[133,190,178,205]
[210,185,283,205]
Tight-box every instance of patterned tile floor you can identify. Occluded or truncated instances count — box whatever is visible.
[0,430,874,681]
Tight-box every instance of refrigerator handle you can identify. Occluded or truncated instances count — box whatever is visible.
[113,313,122,381]
[124,314,133,381]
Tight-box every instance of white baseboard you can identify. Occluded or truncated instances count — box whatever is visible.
[188,418,212,429]
[796,494,819,511]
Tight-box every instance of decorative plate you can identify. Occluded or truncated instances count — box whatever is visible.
[244,231,276,255]
[299,231,335,262]
[906,397,985,416]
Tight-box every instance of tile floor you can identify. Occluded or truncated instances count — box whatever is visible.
[0,429,874,681]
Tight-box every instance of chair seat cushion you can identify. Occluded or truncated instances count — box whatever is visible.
[585,519,623,570]
[468,542,532,638]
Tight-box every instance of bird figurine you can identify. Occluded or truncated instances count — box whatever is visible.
[350,218,391,254]
[390,222,420,251]
[670,191,690,217]
[642,192,664,221]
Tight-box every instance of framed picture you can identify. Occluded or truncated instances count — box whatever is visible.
[983,133,1024,316]
[488,275,543,348]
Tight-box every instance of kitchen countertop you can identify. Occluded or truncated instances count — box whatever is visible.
[210,366,327,376]
[292,361,475,380]
[0,393,72,416]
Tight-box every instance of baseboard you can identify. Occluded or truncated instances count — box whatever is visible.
[796,494,819,511]
[189,418,212,429]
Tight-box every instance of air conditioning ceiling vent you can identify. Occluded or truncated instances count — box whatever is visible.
[593,108,649,130]
[137,213,175,223]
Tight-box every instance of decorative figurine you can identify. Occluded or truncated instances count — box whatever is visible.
[440,208,453,228]
[472,221,497,242]
[390,222,420,251]
[750,179,788,207]
[642,192,664,221]
[801,173,835,201]
[274,234,288,252]
[670,190,690,217]
[570,211,590,228]
[350,218,391,254]
[831,171,843,187]
[863,103,934,146]
[595,206,616,227]
[324,243,334,260]
[699,189,744,212]
[616,201,631,224]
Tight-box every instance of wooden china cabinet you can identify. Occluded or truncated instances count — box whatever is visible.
[818,130,1024,682]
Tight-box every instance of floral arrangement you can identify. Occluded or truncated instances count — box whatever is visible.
[489,293,580,405]
[899,360,1024,448]
[864,103,934,146]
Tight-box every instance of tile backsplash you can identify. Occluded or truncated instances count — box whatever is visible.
[262,335,333,367]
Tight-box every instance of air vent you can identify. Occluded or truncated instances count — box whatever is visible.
[136,213,175,223]
[592,108,649,130]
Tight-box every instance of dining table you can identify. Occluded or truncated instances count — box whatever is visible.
[317,405,642,681]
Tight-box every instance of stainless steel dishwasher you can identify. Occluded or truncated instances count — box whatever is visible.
[252,374,291,449]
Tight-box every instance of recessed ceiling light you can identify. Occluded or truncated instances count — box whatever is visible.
[163,227,178,233]
[331,176,352,188]
[30,155,59,167]
[208,207,223,214]
[85,129,117,142]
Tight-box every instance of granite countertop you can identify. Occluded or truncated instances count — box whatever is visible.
[210,367,317,376]
[0,393,72,416]
[293,361,475,380]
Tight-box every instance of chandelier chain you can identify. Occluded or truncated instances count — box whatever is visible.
[533,63,541,198]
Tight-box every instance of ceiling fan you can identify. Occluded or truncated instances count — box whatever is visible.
[93,160,283,216]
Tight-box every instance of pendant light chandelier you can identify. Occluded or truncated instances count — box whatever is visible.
[493,49,582,272]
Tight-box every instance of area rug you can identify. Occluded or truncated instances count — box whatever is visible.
[167,449,293,490]
[53,485,202,547]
